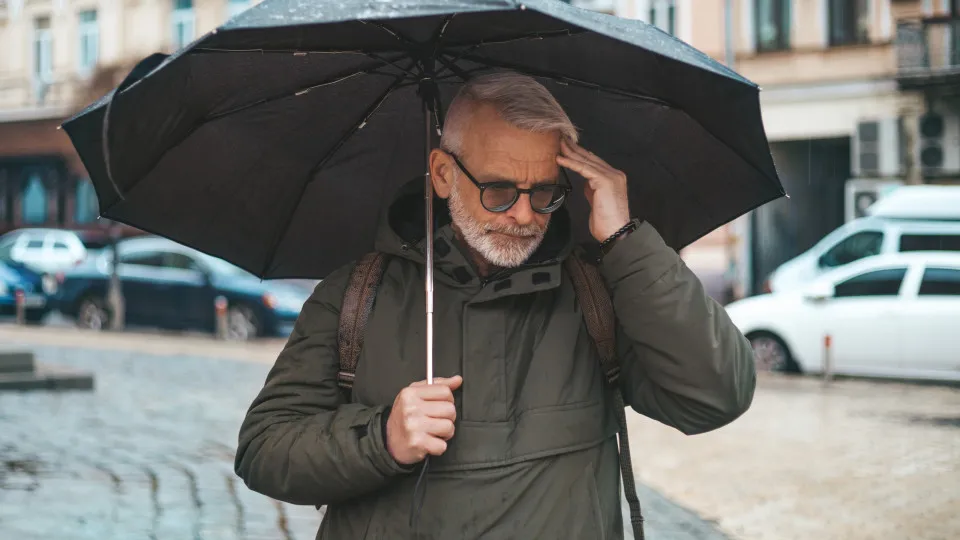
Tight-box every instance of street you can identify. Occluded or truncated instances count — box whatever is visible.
[2,326,959,539]
[0,326,723,540]
[627,375,960,540]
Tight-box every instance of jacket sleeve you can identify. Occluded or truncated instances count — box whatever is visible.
[599,221,756,435]
[234,263,412,506]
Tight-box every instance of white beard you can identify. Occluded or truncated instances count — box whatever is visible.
[448,181,548,268]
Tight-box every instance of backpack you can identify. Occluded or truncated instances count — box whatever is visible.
[337,252,645,540]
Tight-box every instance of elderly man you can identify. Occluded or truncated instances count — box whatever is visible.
[236,72,756,539]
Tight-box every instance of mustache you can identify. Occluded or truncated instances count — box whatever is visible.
[484,222,545,238]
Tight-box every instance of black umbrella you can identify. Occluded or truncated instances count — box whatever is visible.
[63,0,783,282]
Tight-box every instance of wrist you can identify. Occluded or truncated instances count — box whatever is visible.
[599,218,642,258]
[594,218,632,243]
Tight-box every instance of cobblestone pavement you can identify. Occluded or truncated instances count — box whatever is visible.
[627,373,960,540]
[0,327,725,540]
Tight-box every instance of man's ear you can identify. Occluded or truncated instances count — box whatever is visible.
[430,149,454,199]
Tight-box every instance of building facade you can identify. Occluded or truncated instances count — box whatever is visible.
[680,0,960,295]
[14,0,942,303]
[0,0,255,236]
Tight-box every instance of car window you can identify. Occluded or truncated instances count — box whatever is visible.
[834,267,907,298]
[918,267,960,296]
[26,238,44,249]
[899,234,960,252]
[161,252,202,271]
[820,231,884,268]
[120,251,165,267]
[52,241,69,250]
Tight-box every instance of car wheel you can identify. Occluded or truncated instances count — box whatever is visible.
[77,297,110,331]
[226,304,260,341]
[748,332,798,373]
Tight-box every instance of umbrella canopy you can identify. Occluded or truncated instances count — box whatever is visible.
[63,0,784,280]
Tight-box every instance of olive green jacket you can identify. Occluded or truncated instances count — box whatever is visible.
[236,189,755,539]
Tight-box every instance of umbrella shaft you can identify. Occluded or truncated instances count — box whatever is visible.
[424,100,435,385]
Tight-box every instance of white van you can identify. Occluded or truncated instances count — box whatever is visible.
[765,185,960,293]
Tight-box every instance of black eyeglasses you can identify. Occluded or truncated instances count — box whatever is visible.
[447,152,571,214]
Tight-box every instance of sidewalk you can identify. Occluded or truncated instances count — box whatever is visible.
[5,324,953,539]
[0,327,727,540]
[627,374,960,540]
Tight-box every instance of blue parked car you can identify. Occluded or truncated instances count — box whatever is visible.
[56,236,311,340]
[0,259,54,323]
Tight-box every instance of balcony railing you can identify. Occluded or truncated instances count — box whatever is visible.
[897,18,960,86]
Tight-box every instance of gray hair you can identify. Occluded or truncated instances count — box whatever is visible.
[440,72,578,155]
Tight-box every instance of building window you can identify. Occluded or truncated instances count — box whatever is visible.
[75,178,99,224]
[828,0,870,46]
[22,174,47,225]
[171,0,196,50]
[78,10,99,76]
[649,0,675,35]
[227,0,250,19]
[755,0,791,52]
[33,17,53,100]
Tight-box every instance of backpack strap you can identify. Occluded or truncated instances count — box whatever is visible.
[338,252,391,391]
[564,253,646,540]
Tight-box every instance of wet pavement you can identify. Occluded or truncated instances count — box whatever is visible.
[629,374,960,540]
[0,329,726,540]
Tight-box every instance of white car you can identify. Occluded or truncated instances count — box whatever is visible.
[766,186,960,293]
[727,252,960,382]
[0,228,88,274]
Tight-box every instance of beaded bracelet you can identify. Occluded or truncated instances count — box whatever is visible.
[599,218,641,257]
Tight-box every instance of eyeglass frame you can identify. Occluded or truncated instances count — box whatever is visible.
[444,150,573,214]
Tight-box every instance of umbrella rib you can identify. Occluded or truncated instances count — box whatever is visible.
[193,47,373,54]
[448,52,673,107]
[203,64,402,123]
[437,29,586,76]
[192,47,418,79]
[259,72,411,277]
[359,20,417,47]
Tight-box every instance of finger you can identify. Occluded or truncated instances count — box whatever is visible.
[563,138,598,163]
[422,417,456,440]
[437,375,463,391]
[411,375,461,388]
[413,384,456,402]
[557,155,605,183]
[565,140,618,174]
[421,400,457,421]
[421,435,448,457]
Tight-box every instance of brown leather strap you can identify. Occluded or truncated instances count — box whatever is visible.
[564,253,645,540]
[564,253,620,386]
[338,252,390,390]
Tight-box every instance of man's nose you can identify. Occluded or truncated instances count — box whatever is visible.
[505,194,536,225]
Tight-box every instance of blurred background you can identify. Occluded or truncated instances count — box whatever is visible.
[0,1,958,540]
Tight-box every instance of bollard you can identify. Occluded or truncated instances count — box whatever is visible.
[822,334,833,383]
[14,289,25,326]
[215,296,229,340]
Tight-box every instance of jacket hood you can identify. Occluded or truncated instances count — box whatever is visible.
[374,178,575,288]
